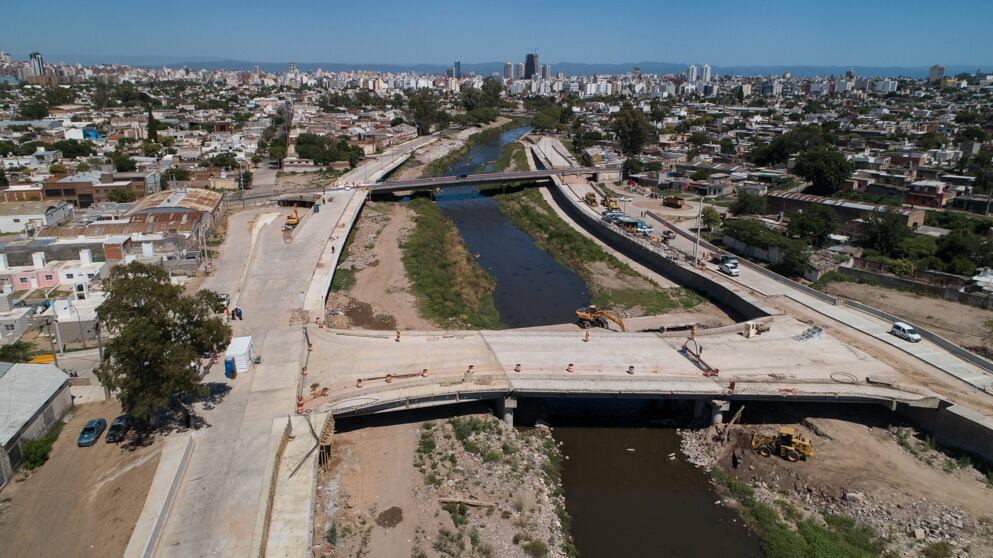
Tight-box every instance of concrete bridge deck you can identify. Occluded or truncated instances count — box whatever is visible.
[299,315,940,419]
[370,167,605,193]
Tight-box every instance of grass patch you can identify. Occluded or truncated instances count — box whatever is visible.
[710,468,894,558]
[812,270,881,290]
[402,198,502,328]
[330,215,361,292]
[423,118,529,177]
[21,420,64,469]
[494,186,701,315]
[493,141,529,172]
[922,542,953,558]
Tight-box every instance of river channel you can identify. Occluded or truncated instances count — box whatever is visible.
[431,127,763,557]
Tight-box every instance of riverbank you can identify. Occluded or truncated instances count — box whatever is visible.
[492,184,705,318]
[402,197,502,329]
[680,410,993,558]
[326,201,435,330]
[423,118,530,177]
[317,415,573,558]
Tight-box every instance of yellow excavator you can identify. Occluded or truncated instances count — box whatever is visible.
[584,192,599,207]
[603,197,620,211]
[576,305,627,332]
[284,208,300,228]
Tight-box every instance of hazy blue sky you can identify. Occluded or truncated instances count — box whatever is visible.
[2,0,991,66]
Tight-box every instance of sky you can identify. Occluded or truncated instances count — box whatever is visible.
[2,0,991,67]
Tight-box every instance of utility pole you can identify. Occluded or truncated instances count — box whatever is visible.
[43,319,60,369]
[693,193,704,266]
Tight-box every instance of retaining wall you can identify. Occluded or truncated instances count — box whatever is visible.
[900,402,993,466]
[124,435,195,558]
[546,182,774,321]
[837,266,993,310]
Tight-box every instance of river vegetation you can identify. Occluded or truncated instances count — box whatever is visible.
[711,469,895,558]
[402,197,502,329]
[423,118,530,177]
[492,140,530,172]
[493,186,703,314]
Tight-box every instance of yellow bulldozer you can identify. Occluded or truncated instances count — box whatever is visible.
[603,197,620,211]
[576,305,627,332]
[284,209,300,228]
[584,192,598,207]
[751,426,814,462]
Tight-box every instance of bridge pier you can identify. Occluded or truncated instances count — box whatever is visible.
[693,398,729,426]
[495,397,517,427]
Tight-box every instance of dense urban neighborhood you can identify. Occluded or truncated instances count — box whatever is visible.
[1,23,993,558]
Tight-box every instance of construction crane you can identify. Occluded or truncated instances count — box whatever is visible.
[576,305,627,332]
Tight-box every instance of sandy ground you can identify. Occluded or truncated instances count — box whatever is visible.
[683,411,993,557]
[327,201,435,330]
[318,415,570,558]
[0,400,161,558]
[823,281,993,349]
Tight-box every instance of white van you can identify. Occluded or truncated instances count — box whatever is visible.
[890,322,922,343]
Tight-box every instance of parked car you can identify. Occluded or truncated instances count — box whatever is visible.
[890,321,922,343]
[720,262,740,277]
[105,416,134,443]
[77,418,107,447]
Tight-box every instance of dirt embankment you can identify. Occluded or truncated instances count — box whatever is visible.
[327,201,434,330]
[0,400,161,558]
[390,117,513,180]
[681,412,993,558]
[315,415,572,558]
[822,281,993,349]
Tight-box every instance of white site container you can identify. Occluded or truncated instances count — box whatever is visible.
[225,336,255,373]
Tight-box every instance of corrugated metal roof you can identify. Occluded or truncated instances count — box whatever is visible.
[126,188,222,216]
[0,363,69,447]
[768,191,913,216]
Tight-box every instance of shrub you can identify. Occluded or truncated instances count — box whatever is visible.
[523,539,549,558]
[21,421,64,469]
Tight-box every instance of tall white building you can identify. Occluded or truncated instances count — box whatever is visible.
[503,62,513,80]
[686,64,698,82]
[702,64,711,82]
[513,63,524,79]
[28,52,44,77]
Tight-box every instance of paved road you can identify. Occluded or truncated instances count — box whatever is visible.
[154,130,435,557]
[368,167,601,193]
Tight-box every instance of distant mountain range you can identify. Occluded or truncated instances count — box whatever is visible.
[30,54,989,79]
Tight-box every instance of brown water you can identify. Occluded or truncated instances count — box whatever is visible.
[554,426,763,558]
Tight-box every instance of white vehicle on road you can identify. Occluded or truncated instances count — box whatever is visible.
[720,261,740,276]
[890,321,922,343]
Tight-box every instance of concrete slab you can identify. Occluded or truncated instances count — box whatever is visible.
[263,414,323,557]
[125,434,192,558]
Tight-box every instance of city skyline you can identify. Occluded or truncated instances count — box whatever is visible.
[1,0,992,67]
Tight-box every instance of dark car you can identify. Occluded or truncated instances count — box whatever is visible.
[77,418,107,447]
[458,174,468,179]
[105,415,134,443]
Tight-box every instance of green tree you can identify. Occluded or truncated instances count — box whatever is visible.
[786,205,837,247]
[730,190,767,215]
[209,152,239,170]
[611,103,653,156]
[688,131,710,146]
[480,77,504,107]
[114,156,137,172]
[793,147,852,195]
[48,163,67,174]
[918,131,947,150]
[18,99,49,119]
[76,162,90,172]
[51,139,95,158]
[0,168,7,188]
[860,210,908,256]
[406,88,441,135]
[108,188,136,203]
[720,138,735,155]
[142,141,160,157]
[701,206,722,230]
[146,106,158,143]
[0,340,33,362]
[956,126,987,143]
[622,158,644,177]
[97,262,230,421]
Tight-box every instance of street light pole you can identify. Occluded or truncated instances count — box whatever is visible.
[43,319,60,369]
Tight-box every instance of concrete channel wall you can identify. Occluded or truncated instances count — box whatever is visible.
[900,402,993,465]
[545,182,774,321]
[124,435,194,558]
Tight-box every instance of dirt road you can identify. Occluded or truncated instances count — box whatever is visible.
[824,281,993,349]
[0,400,160,558]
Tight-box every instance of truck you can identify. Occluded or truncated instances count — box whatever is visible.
[664,196,685,209]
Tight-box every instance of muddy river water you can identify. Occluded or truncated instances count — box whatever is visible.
[432,127,763,557]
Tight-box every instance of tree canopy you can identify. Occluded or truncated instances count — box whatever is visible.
[610,103,653,156]
[793,147,852,195]
[748,125,834,166]
[786,205,837,247]
[730,190,767,216]
[406,88,442,135]
[97,262,230,421]
[295,134,363,167]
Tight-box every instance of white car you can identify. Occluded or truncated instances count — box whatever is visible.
[720,262,740,277]
[890,321,922,343]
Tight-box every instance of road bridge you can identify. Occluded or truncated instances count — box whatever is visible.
[368,167,608,193]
